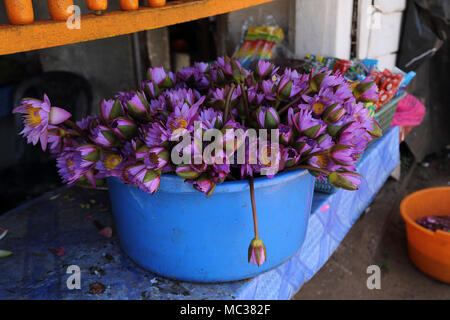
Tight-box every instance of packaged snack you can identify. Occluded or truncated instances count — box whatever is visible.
[234,25,284,68]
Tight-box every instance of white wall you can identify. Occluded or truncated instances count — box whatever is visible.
[357,0,406,69]
[293,0,354,59]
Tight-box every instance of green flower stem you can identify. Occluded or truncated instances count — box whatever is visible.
[278,87,314,115]
[64,119,96,145]
[248,176,259,238]
[240,83,250,121]
[278,95,302,115]
[223,84,236,124]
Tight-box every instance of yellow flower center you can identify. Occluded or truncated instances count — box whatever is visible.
[313,155,328,169]
[149,152,159,164]
[313,102,325,114]
[171,118,188,131]
[104,154,122,170]
[260,147,276,166]
[25,106,42,127]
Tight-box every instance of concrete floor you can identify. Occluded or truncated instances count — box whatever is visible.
[294,150,450,300]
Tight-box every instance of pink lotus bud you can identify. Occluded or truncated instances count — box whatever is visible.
[248,237,267,267]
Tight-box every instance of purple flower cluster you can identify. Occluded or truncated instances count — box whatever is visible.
[13,57,381,195]
[416,215,450,233]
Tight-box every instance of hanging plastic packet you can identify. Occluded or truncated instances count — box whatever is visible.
[368,69,404,110]
[392,67,416,96]
[233,25,284,69]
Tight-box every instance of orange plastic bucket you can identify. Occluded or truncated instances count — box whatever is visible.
[400,187,450,283]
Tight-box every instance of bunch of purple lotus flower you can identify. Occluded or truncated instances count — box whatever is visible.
[13,56,381,267]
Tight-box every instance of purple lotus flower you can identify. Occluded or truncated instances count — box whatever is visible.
[338,121,371,153]
[56,149,84,185]
[316,134,335,151]
[90,124,119,147]
[293,136,313,158]
[259,142,282,178]
[77,144,101,168]
[261,79,276,101]
[142,147,169,170]
[166,96,204,138]
[278,124,292,145]
[209,88,227,110]
[277,76,301,100]
[329,171,362,190]
[330,144,355,166]
[248,237,266,266]
[177,64,209,90]
[310,69,343,92]
[125,91,150,120]
[111,117,138,140]
[100,99,123,123]
[147,66,175,89]
[353,77,378,102]
[280,146,299,169]
[308,154,330,170]
[142,122,171,148]
[322,103,346,123]
[255,60,274,79]
[175,165,201,179]
[239,138,261,178]
[199,108,223,129]
[288,107,326,138]
[95,152,124,178]
[142,80,160,100]
[187,174,216,197]
[247,86,265,107]
[47,125,77,155]
[13,94,71,151]
[126,163,161,194]
[164,88,200,109]
[256,106,280,129]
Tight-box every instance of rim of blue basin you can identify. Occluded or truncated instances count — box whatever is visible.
[137,169,310,194]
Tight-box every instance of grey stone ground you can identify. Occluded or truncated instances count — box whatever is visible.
[294,150,450,300]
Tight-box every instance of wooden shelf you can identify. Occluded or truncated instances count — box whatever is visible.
[0,0,274,55]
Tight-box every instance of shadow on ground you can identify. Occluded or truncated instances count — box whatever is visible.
[294,148,450,300]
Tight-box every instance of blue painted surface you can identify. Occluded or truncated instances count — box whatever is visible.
[107,170,315,282]
[0,127,399,299]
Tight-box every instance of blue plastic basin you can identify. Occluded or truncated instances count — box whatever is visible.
[107,169,315,282]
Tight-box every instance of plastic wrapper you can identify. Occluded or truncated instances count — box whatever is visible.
[392,93,426,127]
[233,21,284,69]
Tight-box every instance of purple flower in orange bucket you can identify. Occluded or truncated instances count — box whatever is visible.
[248,237,266,266]
[13,94,71,151]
